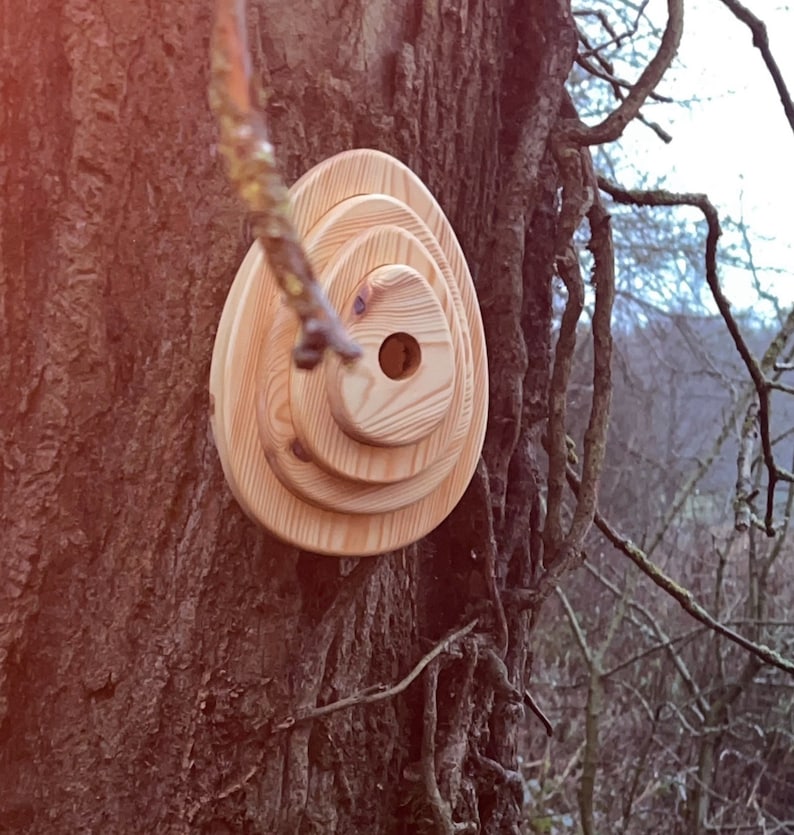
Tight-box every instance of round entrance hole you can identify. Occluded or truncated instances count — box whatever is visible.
[378,332,421,380]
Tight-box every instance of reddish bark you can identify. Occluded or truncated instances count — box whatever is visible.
[1,1,567,831]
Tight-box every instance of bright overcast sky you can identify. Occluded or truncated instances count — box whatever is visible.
[614,0,793,314]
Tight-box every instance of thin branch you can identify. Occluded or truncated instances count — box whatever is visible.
[544,145,589,556]
[556,586,600,835]
[573,7,621,42]
[524,690,554,737]
[542,129,615,591]
[648,334,794,556]
[734,402,758,532]
[574,50,674,106]
[568,191,614,546]
[562,0,683,145]
[209,0,361,369]
[601,625,707,680]
[575,0,653,61]
[717,0,794,135]
[476,459,509,658]
[598,177,794,534]
[573,49,674,142]
[556,586,593,665]
[423,660,454,835]
[566,466,794,676]
[734,200,784,320]
[585,561,709,715]
[768,379,794,397]
[270,619,479,729]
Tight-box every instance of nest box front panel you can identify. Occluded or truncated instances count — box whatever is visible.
[210,150,488,556]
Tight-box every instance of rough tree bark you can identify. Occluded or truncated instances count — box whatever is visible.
[1,1,572,832]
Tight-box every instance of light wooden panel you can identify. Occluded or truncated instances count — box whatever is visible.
[325,264,455,448]
[209,149,488,556]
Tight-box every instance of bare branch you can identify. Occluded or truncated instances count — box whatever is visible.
[475,459,509,658]
[556,586,593,665]
[209,0,361,369]
[524,689,554,737]
[575,0,653,61]
[567,194,614,545]
[598,177,794,533]
[423,660,454,835]
[566,466,794,677]
[585,562,709,714]
[734,402,758,532]
[574,51,674,107]
[563,0,683,145]
[271,619,479,729]
[717,0,794,136]
[543,129,614,589]
[573,46,674,143]
[545,146,589,556]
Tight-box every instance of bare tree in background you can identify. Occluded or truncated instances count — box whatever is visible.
[526,2,794,832]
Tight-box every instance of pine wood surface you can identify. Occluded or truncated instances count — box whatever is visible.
[209,149,488,555]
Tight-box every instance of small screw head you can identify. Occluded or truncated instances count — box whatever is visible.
[291,438,312,462]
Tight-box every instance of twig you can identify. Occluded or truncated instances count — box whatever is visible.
[600,625,707,680]
[574,50,674,106]
[573,7,621,43]
[544,145,589,557]
[645,332,794,556]
[556,586,599,835]
[734,402,758,532]
[717,0,794,135]
[768,380,794,396]
[524,689,554,737]
[542,107,615,587]
[270,619,478,729]
[562,0,683,145]
[565,466,794,677]
[575,40,673,144]
[573,50,674,143]
[598,177,794,534]
[556,586,592,665]
[209,0,361,369]
[584,561,709,714]
[423,659,454,835]
[575,0,653,61]
[566,192,614,547]
[476,459,509,658]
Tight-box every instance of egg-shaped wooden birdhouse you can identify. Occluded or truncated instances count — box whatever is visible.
[209,150,488,556]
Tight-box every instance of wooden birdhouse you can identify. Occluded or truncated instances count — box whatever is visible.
[210,150,488,555]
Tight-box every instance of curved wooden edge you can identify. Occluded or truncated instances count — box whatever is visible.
[209,149,488,556]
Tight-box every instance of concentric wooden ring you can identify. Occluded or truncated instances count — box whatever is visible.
[209,150,488,556]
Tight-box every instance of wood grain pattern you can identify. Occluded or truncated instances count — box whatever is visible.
[209,149,488,556]
[326,265,455,448]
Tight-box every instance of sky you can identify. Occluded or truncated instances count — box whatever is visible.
[597,0,794,316]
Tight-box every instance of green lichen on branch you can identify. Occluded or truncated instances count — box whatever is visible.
[209,0,361,370]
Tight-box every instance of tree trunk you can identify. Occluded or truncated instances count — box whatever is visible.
[2,1,571,832]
